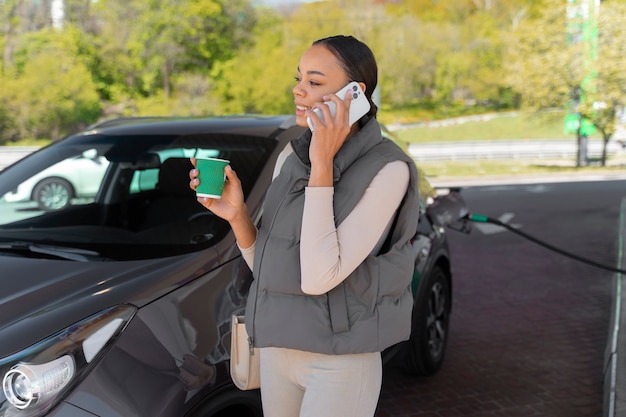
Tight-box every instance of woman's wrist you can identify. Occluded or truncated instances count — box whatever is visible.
[229,204,257,248]
[308,160,334,187]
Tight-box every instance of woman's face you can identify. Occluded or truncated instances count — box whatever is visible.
[293,44,350,127]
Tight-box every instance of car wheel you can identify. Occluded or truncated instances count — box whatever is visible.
[405,264,450,376]
[33,177,74,211]
[189,388,263,417]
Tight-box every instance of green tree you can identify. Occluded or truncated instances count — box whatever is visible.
[0,73,15,144]
[211,9,295,114]
[371,16,439,109]
[376,0,543,116]
[29,0,256,119]
[211,2,353,115]
[1,28,100,142]
[506,0,626,166]
[577,0,626,164]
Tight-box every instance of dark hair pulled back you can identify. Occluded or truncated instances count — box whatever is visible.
[312,35,378,119]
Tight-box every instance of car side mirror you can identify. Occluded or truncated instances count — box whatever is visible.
[82,149,99,160]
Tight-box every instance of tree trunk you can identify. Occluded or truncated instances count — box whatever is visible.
[162,61,170,99]
[1,0,20,70]
[601,134,611,167]
[576,131,589,167]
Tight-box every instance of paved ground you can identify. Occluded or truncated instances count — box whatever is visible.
[374,177,623,417]
[376,235,609,417]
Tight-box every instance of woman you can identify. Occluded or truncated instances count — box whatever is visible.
[190,35,420,417]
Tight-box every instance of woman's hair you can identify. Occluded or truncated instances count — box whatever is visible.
[312,35,378,118]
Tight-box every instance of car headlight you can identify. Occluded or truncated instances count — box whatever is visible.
[0,305,136,416]
[3,356,76,410]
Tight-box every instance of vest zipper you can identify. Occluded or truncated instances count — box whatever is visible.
[251,179,305,348]
[248,336,255,355]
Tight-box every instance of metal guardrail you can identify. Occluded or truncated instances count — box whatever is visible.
[408,139,624,161]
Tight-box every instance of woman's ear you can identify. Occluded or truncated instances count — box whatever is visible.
[358,81,366,94]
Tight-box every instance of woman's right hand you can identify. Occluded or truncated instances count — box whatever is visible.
[189,158,246,223]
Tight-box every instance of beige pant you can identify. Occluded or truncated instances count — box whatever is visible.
[260,347,382,417]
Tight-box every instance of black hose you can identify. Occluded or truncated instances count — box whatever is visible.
[467,213,626,274]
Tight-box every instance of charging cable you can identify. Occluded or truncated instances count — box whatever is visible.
[466,213,626,274]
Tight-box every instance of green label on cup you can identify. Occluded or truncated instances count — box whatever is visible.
[196,158,229,198]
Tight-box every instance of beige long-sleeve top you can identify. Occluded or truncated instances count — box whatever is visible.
[239,142,410,295]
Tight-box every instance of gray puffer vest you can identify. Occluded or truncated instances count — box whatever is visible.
[245,117,420,354]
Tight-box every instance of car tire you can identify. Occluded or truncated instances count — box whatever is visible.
[33,177,74,211]
[189,387,263,417]
[405,264,451,376]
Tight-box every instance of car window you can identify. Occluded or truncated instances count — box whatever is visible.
[128,148,221,194]
[129,168,159,193]
[1,148,109,214]
[0,131,277,260]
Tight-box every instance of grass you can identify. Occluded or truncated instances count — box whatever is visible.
[4,138,52,147]
[416,156,626,180]
[389,111,603,143]
[383,110,625,180]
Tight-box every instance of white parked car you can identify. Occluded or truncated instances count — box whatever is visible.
[3,149,109,211]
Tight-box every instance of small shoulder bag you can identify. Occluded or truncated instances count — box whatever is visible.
[230,315,260,390]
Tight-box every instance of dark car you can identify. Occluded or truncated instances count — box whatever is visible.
[0,115,468,417]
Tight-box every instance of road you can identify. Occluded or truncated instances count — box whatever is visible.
[377,179,625,417]
[0,146,38,171]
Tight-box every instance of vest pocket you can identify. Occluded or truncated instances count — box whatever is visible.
[257,235,303,295]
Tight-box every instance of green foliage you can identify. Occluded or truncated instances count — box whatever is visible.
[213,0,519,117]
[0,29,100,143]
[0,0,259,141]
[505,0,575,110]
[210,9,295,114]
[212,0,518,116]
[84,0,256,101]
[580,0,626,139]
[393,111,574,143]
[2,0,622,149]
[505,0,626,165]
[372,17,439,107]
[0,97,14,142]
[132,74,219,116]
[370,0,516,115]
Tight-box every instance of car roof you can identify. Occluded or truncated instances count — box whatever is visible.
[80,115,300,138]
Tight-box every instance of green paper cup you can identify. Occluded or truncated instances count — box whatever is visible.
[195,157,229,198]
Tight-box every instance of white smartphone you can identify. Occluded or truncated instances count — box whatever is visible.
[307,81,371,132]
